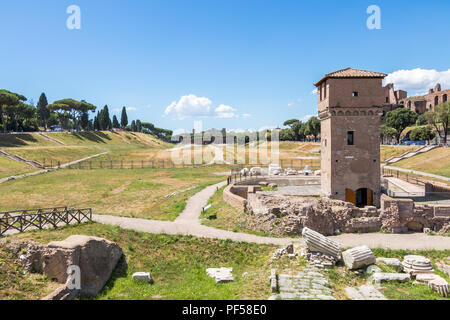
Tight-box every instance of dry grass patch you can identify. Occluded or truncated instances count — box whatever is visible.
[0,167,227,220]
[393,147,450,178]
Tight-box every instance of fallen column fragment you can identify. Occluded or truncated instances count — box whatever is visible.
[302,227,342,260]
[342,245,376,270]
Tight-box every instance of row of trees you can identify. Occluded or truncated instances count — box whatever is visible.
[0,89,173,141]
[381,102,450,144]
[279,117,321,141]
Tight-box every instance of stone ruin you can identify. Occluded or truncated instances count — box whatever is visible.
[225,182,450,236]
[3,235,122,300]
[292,227,450,298]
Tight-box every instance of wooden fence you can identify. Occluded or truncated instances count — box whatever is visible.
[0,207,92,236]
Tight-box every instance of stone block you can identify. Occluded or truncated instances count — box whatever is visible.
[132,272,153,284]
[342,246,376,270]
[371,272,411,284]
[206,268,234,283]
[376,257,402,271]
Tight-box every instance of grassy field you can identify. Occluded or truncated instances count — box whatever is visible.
[0,167,226,220]
[0,157,36,179]
[2,223,449,300]
[393,147,450,178]
[1,223,280,300]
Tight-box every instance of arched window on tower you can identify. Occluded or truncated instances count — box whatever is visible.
[444,94,448,103]
[435,96,439,106]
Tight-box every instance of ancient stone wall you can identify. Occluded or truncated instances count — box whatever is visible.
[223,185,248,212]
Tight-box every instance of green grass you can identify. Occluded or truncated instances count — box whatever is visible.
[200,186,284,238]
[3,223,278,300]
[0,167,226,220]
[0,156,36,179]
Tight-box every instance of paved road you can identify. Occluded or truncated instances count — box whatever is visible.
[385,177,425,193]
[93,181,450,250]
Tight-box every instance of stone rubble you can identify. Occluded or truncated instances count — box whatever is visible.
[376,257,402,271]
[342,246,376,270]
[402,255,434,275]
[371,272,411,284]
[272,244,295,259]
[132,272,153,284]
[301,248,337,269]
[206,267,234,283]
[365,265,382,275]
[268,267,335,300]
[345,285,387,300]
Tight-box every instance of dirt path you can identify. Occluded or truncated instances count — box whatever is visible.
[0,151,109,185]
[383,165,450,182]
[93,181,450,249]
[37,133,65,145]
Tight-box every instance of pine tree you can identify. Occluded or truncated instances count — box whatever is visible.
[36,93,50,128]
[99,105,111,130]
[131,120,137,132]
[80,111,89,130]
[136,119,142,132]
[121,107,128,128]
[93,114,100,131]
[112,115,120,128]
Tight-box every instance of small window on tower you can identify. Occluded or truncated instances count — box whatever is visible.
[347,131,354,145]
[352,92,359,97]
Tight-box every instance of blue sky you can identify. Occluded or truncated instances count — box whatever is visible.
[1,0,450,133]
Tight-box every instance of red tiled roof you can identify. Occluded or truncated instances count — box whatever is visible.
[314,68,387,86]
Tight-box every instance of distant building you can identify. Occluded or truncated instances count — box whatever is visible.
[399,83,449,114]
[315,68,386,207]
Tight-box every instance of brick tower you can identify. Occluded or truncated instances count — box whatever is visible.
[314,68,386,207]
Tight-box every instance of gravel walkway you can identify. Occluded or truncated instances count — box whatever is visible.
[383,165,450,182]
[93,181,450,249]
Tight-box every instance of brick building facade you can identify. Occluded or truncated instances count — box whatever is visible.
[315,68,386,207]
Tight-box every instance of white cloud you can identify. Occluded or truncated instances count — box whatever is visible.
[287,103,294,107]
[127,107,137,111]
[164,94,213,120]
[164,94,240,119]
[385,68,450,95]
[242,113,251,118]
[311,89,318,94]
[215,104,238,118]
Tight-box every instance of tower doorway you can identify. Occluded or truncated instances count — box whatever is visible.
[355,188,373,207]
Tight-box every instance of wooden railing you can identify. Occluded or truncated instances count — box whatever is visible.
[0,207,92,236]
